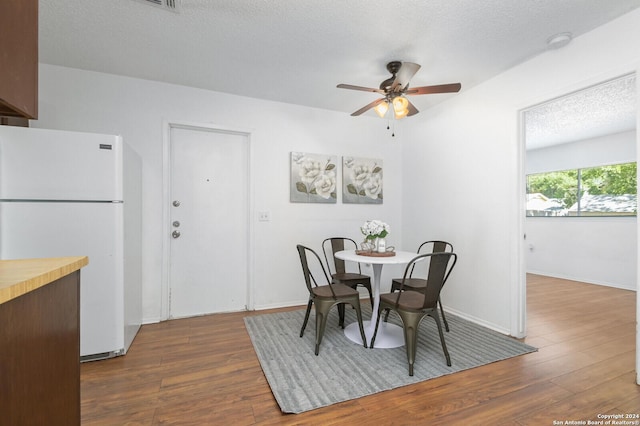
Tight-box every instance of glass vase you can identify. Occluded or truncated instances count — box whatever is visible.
[360,239,374,253]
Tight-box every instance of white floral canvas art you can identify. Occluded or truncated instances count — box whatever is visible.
[290,152,338,203]
[342,156,383,204]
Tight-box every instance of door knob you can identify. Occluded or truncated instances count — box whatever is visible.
[173,200,181,207]
[172,230,181,239]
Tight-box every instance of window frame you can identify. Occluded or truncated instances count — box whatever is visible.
[526,161,637,217]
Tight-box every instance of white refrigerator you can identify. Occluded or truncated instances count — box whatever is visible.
[0,126,142,361]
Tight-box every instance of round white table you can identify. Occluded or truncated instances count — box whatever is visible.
[334,249,418,348]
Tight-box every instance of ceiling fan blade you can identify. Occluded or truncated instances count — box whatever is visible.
[390,62,421,91]
[405,83,462,95]
[351,98,386,116]
[337,83,385,94]
[406,99,419,116]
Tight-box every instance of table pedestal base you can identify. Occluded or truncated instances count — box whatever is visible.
[344,320,404,349]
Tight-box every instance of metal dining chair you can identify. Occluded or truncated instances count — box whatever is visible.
[297,244,368,355]
[322,237,374,312]
[386,240,454,331]
[372,251,458,376]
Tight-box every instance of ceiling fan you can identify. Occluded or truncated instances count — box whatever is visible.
[337,61,461,119]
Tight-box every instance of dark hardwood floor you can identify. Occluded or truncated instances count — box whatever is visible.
[81,274,639,425]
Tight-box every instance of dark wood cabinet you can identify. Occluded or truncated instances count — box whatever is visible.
[0,257,87,425]
[0,0,38,119]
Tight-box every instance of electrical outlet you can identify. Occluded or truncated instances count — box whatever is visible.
[258,211,271,221]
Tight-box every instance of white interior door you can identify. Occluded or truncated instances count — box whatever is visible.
[168,126,249,318]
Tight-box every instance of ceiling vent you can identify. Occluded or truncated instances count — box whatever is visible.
[136,0,181,13]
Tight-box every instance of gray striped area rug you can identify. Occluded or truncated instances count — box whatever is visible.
[244,306,536,414]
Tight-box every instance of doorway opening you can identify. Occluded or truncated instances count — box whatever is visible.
[519,73,638,383]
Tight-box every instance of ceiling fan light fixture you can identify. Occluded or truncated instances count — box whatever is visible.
[374,101,389,118]
[394,109,408,119]
[336,60,461,122]
[393,96,409,119]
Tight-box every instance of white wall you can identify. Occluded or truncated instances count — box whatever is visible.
[526,130,636,174]
[30,8,640,347]
[36,6,640,385]
[526,130,637,290]
[401,9,640,335]
[34,65,404,322]
[526,216,636,289]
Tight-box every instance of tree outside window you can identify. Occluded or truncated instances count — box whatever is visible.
[526,162,637,217]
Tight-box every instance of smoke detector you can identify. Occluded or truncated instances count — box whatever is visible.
[546,32,573,50]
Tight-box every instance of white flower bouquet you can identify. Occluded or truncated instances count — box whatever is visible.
[360,219,390,240]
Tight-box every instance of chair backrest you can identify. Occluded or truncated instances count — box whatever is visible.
[395,252,457,310]
[408,240,454,278]
[418,240,453,255]
[322,237,360,275]
[297,244,332,294]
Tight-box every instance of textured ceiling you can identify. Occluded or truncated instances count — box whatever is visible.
[525,74,637,150]
[38,0,640,145]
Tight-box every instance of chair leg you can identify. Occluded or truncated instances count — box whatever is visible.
[352,283,373,310]
[405,325,417,376]
[300,300,313,337]
[366,285,374,309]
[351,299,368,348]
[337,303,346,328]
[314,306,331,356]
[370,304,384,349]
[383,285,397,322]
[339,281,357,326]
[382,307,392,323]
[438,296,450,332]
[430,312,451,366]
[397,311,421,376]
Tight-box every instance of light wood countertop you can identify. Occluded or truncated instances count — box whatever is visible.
[0,256,89,305]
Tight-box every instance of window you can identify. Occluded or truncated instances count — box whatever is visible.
[526,162,637,217]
